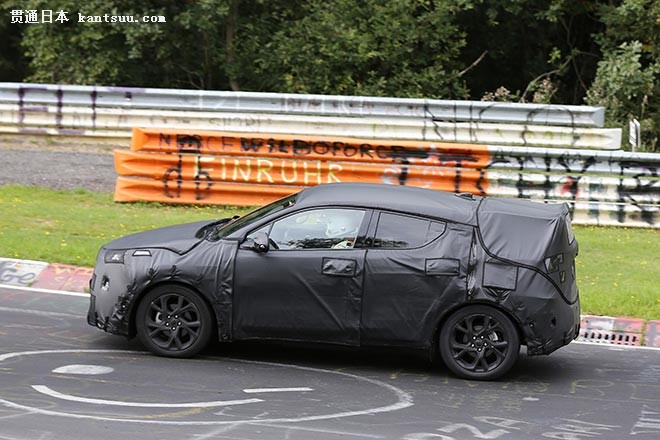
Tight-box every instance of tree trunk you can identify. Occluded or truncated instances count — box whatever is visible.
[226,0,240,91]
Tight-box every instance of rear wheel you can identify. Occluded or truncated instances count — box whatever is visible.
[439,305,519,380]
[136,285,213,358]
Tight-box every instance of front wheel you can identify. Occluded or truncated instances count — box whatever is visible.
[136,285,213,358]
[439,305,520,380]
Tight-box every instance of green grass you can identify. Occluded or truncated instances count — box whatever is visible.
[0,185,248,267]
[575,225,659,320]
[0,184,658,319]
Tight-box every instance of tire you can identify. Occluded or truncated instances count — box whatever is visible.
[439,305,520,380]
[136,285,213,358]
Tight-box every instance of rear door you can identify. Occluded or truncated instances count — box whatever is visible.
[361,211,472,346]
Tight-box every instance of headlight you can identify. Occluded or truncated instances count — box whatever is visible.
[104,250,125,264]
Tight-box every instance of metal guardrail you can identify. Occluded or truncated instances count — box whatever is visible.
[2,82,655,227]
[0,82,620,149]
[0,103,622,149]
[114,129,659,228]
[0,82,605,126]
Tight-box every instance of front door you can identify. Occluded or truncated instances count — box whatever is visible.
[233,208,370,345]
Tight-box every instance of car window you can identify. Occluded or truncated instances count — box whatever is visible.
[210,194,295,240]
[373,212,446,249]
[263,208,366,250]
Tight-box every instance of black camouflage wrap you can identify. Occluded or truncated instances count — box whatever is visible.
[88,183,579,356]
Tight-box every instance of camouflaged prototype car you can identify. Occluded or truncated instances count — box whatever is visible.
[88,183,580,380]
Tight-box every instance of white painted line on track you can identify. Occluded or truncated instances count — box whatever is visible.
[31,385,263,408]
[573,340,660,351]
[52,365,114,375]
[0,349,414,426]
[248,422,385,438]
[0,349,146,362]
[243,387,313,394]
[0,306,80,319]
[0,283,88,298]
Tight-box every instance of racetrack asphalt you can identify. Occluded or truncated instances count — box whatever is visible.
[1,284,659,440]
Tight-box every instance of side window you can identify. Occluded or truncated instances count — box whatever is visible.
[373,212,446,249]
[267,208,365,250]
[246,223,271,241]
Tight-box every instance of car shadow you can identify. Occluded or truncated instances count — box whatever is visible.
[204,340,434,373]
[90,334,574,383]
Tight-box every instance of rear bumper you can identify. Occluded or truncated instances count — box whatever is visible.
[525,294,580,356]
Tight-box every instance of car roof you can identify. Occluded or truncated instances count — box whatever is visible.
[294,183,481,225]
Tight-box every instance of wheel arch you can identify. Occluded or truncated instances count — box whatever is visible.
[127,280,217,339]
[431,300,526,351]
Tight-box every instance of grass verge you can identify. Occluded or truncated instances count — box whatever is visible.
[0,184,658,319]
[0,185,247,267]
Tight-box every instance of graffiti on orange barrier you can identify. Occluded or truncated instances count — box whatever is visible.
[131,128,491,168]
[121,128,492,202]
[114,176,298,206]
[115,150,487,202]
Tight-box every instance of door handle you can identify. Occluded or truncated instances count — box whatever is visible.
[322,258,357,277]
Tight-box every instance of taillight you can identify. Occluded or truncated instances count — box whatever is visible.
[544,253,564,273]
[565,213,575,244]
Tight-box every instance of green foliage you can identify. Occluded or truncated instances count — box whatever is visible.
[586,42,658,151]
[0,0,657,148]
[235,0,472,97]
[458,0,602,104]
[586,0,659,151]
[14,0,233,89]
[0,1,28,80]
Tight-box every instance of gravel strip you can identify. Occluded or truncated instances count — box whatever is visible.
[0,148,117,193]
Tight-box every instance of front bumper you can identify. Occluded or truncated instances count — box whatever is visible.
[86,261,137,337]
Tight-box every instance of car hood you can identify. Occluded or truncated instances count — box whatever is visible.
[103,219,229,254]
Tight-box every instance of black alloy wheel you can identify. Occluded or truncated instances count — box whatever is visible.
[439,305,520,380]
[136,285,213,358]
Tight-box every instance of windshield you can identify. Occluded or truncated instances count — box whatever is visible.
[209,194,297,240]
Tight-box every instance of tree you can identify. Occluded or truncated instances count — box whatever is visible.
[455,0,604,104]
[0,1,29,81]
[586,0,659,151]
[233,0,472,98]
[15,0,235,89]
[1,0,655,150]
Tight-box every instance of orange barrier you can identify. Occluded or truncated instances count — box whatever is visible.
[131,128,491,168]
[115,176,299,206]
[115,150,485,193]
[115,128,491,206]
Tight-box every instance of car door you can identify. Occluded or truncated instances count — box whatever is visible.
[233,207,371,345]
[361,211,473,346]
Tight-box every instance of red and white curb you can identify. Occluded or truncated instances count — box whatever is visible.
[1,257,658,348]
[0,257,93,293]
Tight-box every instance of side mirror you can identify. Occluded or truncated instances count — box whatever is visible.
[252,231,270,253]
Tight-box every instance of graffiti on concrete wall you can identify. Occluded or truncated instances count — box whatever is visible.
[119,130,659,227]
[481,149,659,226]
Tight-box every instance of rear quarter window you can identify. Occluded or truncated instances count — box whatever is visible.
[373,212,446,249]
